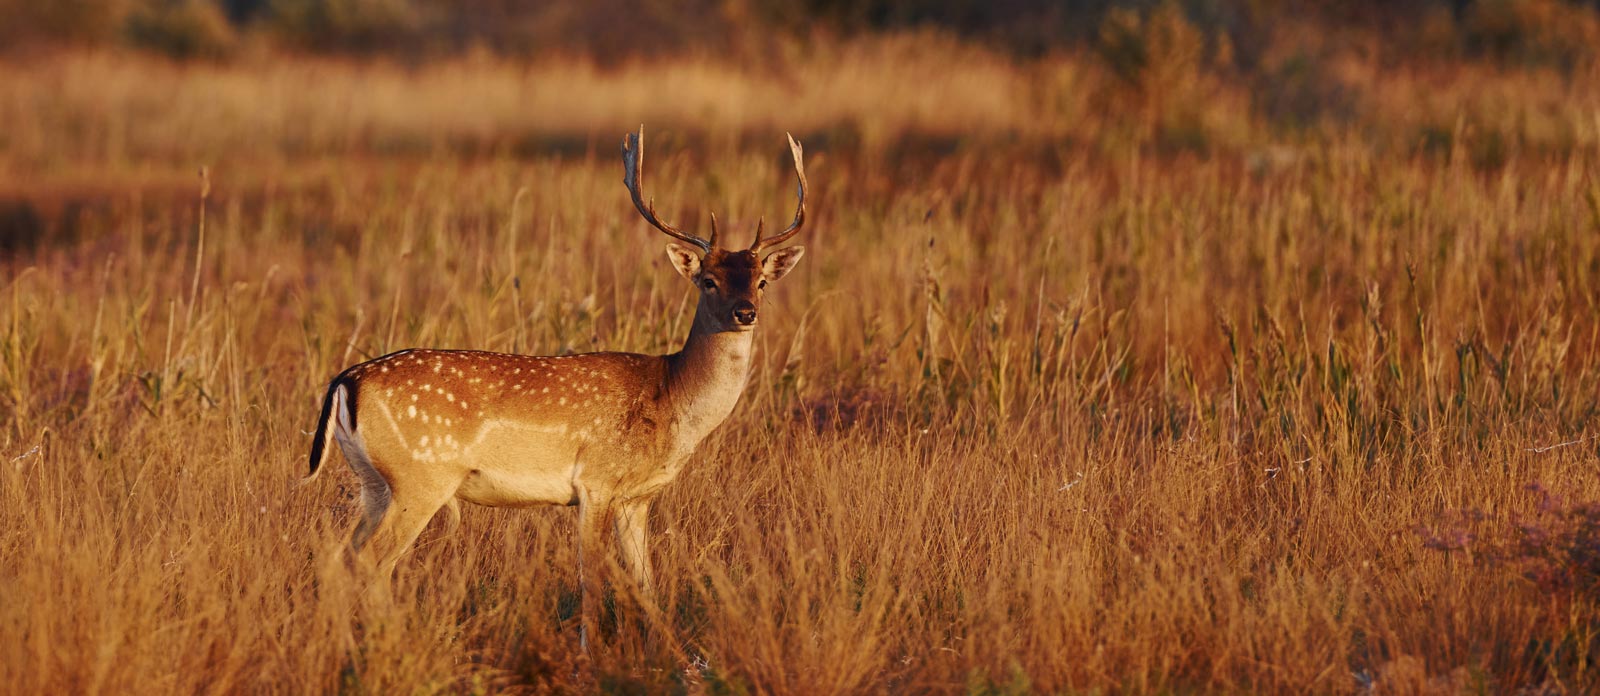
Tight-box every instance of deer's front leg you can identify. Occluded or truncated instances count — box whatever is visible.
[575,490,611,651]
[614,499,654,601]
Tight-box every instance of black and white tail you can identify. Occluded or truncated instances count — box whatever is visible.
[305,374,359,482]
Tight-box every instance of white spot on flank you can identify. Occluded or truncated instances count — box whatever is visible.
[447,393,455,402]
[559,397,568,405]
[420,435,430,446]
[408,405,417,418]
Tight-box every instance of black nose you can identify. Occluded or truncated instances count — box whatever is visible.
[732,301,757,325]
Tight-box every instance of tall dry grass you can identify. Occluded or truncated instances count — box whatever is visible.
[3,33,1600,694]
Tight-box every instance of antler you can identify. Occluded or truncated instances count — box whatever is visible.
[750,133,807,252]
[622,125,715,253]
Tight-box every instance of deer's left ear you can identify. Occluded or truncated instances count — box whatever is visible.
[761,246,805,281]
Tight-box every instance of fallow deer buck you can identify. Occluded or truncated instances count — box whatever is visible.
[305,127,807,642]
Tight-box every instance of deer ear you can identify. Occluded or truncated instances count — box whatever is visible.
[665,243,702,281]
[761,245,805,281]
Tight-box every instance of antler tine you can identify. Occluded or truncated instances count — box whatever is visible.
[750,133,807,252]
[622,126,713,253]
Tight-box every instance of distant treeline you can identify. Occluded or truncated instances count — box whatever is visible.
[3,0,1598,68]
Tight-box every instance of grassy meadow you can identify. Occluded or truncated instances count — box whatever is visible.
[4,27,1600,694]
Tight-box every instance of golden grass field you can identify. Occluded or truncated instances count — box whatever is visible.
[3,29,1600,693]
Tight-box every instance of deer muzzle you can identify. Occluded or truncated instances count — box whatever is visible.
[732,301,757,326]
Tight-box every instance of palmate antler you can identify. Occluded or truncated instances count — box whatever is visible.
[749,133,807,253]
[622,125,716,253]
[622,126,807,253]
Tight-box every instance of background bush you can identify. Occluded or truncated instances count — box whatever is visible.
[4,0,1599,69]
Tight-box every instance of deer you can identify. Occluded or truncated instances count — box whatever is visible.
[303,126,808,645]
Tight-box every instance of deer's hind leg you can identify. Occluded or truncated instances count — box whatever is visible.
[363,472,463,580]
[335,427,460,582]
[350,479,391,555]
[334,421,391,558]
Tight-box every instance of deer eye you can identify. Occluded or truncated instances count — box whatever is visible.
[701,278,717,291]
[758,279,768,290]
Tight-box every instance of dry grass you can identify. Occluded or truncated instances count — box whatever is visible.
[3,33,1600,694]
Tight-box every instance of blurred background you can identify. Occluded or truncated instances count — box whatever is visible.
[6,0,1600,66]
[7,0,1600,319]
[4,0,1599,153]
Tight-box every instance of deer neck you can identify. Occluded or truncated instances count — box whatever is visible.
[664,305,755,440]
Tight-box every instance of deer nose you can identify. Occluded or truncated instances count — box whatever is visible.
[732,301,757,325]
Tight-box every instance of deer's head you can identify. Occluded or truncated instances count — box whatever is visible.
[623,127,807,332]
